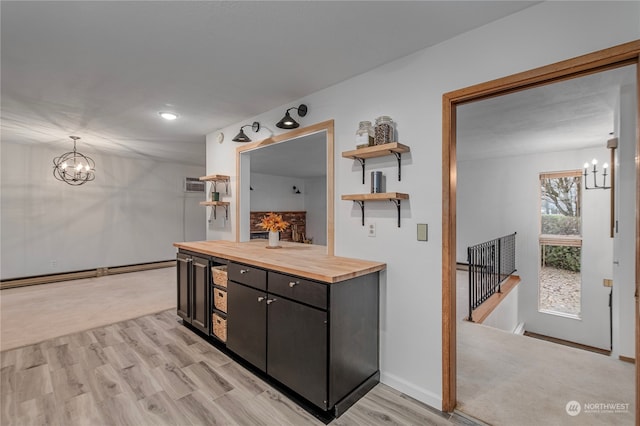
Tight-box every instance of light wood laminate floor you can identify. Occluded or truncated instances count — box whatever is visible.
[0,309,474,426]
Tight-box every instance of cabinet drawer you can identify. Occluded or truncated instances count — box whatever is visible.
[268,271,327,309]
[213,287,227,313]
[228,262,266,290]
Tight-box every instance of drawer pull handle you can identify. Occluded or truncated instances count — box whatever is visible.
[257,296,265,302]
[218,291,224,297]
[240,269,249,274]
[266,298,276,305]
[289,281,299,288]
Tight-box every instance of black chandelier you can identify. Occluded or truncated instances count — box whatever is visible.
[52,136,96,185]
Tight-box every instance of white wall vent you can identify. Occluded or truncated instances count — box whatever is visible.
[184,177,205,193]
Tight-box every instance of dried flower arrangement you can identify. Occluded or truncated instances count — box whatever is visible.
[259,212,289,233]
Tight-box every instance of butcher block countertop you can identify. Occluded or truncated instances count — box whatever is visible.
[173,240,386,283]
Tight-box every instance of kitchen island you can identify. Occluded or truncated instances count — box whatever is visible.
[173,240,385,419]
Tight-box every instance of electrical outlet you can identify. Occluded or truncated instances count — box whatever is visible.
[367,222,376,237]
[50,260,57,268]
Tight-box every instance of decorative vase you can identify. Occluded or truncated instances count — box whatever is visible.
[268,231,279,248]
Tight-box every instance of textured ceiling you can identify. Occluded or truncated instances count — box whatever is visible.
[457,64,637,162]
[1,1,539,166]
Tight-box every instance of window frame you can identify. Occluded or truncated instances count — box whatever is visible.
[538,170,583,319]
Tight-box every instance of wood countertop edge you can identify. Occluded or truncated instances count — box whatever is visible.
[173,241,386,283]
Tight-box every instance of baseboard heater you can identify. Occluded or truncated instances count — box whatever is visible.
[0,260,176,290]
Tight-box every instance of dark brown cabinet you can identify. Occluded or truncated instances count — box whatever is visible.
[226,261,378,414]
[175,243,382,419]
[267,295,328,409]
[176,252,210,335]
[226,281,267,372]
[227,270,329,408]
[177,252,190,320]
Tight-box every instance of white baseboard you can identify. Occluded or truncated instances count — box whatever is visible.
[513,322,525,335]
[379,371,442,411]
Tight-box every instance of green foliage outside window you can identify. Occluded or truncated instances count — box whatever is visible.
[541,214,581,235]
[540,245,581,272]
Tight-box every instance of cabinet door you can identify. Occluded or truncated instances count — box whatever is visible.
[191,256,210,334]
[227,281,267,372]
[268,297,327,409]
[176,253,191,322]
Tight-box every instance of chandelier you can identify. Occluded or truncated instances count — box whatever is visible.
[52,136,96,185]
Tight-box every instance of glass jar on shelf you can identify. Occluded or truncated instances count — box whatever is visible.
[374,116,395,145]
[355,121,374,148]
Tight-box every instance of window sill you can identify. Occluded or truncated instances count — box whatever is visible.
[538,308,582,321]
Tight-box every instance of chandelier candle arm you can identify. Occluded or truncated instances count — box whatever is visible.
[583,158,610,190]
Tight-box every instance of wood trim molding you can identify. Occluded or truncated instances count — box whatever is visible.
[538,235,582,247]
[442,40,640,414]
[327,121,335,256]
[620,355,636,364]
[444,40,640,105]
[235,120,335,256]
[442,94,457,412]
[539,169,582,179]
[469,275,521,324]
[635,51,640,426]
[523,331,611,356]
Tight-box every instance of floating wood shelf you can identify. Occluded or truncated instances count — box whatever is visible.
[199,174,230,182]
[342,143,410,183]
[199,174,230,194]
[200,201,230,221]
[341,143,410,160]
[199,201,230,206]
[341,192,409,201]
[341,192,409,227]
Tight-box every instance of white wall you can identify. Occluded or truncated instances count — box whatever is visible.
[613,83,638,359]
[204,2,639,408]
[249,172,305,212]
[304,176,327,245]
[483,286,520,333]
[248,173,327,244]
[459,146,614,349]
[456,160,524,263]
[0,141,206,279]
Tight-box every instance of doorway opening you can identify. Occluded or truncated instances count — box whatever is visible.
[442,41,639,420]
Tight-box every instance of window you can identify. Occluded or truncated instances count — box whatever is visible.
[538,171,582,318]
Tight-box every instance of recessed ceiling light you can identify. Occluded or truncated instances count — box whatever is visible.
[159,111,178,121]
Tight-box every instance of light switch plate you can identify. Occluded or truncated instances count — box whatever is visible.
[417,224,428,241]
